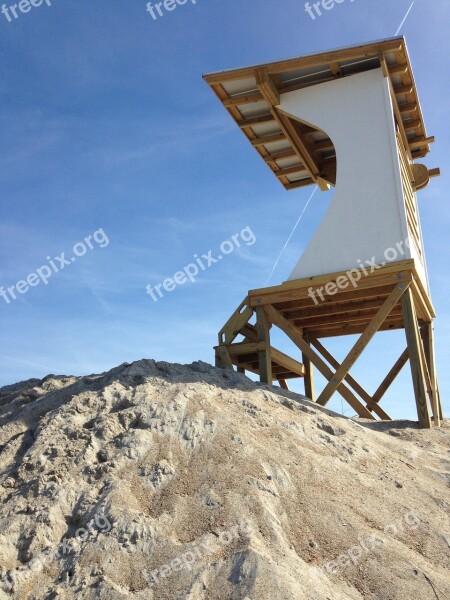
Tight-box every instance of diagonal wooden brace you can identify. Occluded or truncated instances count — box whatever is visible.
[372,348,409,404]
[316,281,411,407]
[310,337,392,421]
[264,305,375,419]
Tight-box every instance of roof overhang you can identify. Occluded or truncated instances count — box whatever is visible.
[203,37,434,191]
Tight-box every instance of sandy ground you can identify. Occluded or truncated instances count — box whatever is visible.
[0,359,448,599]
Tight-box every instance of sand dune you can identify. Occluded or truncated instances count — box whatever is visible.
[0,359,448,599]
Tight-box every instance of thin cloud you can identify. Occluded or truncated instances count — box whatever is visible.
[266,186,319,284]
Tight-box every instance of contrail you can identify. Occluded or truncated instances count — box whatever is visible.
[266,185,319,284]
[395,1,415,35]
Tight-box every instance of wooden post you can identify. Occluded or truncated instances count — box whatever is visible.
[420,323,441,426]
[255,307,272,384]
[302,334,316,402]
[436,385,444,422]
[401,288,432,428]
[216,346,234,371]
[215,347,224,368]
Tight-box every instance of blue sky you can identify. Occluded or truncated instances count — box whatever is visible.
[0,0,448,420]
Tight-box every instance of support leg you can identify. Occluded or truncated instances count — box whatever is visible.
[216,346,234,371]
[255,307,272,384]
[421,323,442,425]
[436,385,444,421]
[302,334,316,401]
[401,289,432,428]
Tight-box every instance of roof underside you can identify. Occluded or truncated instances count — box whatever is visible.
[203,37,433,191]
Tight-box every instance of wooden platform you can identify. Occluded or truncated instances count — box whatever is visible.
[215,260,443,428]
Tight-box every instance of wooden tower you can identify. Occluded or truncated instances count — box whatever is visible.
[204,37,443,428]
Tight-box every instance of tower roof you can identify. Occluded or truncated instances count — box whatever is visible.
[203,37,433,191]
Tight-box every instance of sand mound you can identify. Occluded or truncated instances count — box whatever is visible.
[0,359,448,599]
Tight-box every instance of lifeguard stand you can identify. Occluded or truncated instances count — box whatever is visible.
[204,37,443,428]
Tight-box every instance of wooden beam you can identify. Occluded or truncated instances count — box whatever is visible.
[330,62,342,77]
[223,92,263,107]
[282,296,396,320]
[417,329,440,427]
[409,136,435,149]
[277,284,397,314]
[399,102,418,114]
[251,133,286,147]
[238,114,276,129]
[285,178,315,190]
[278,75,338,95]
[264,149,297,163]
[216,346,233,370]
[224,343,305,380]
[225,341,266,355]
[394,84,414,95]
[411,272,436,321]
[256,69,280,106]
[372,349,409,404]
[312,139,334,152]
[403,119,422,131]
[294,307,403,329]
[278,379,289,390]
[271,347,305,378]
[264,305,376,419]
[421,323,443,421]
[388,63,408,75]
[275,164,306,178]
[203,40,403,83]
[428,167,440,178]
[275,110,330,191]
[240,323,258,341]
[249,261,414,307]
[436,385,444,422]
[378,51,389,77]
[310,337,391,420]
[302,334,316,402]
[310,318,405,339]
[233,358,259,375]
[255,307,272,384]
[401,288,432,428]
[316,282,410,407]
[254,69,329,192]
[219,297,253,345]
[215,349,222,369]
